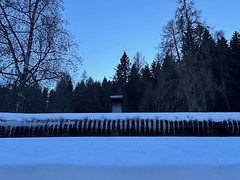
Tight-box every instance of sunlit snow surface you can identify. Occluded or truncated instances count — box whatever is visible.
[1,137,240,180]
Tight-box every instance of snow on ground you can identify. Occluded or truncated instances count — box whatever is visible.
[1,112,240,122]
[0,137,240,180]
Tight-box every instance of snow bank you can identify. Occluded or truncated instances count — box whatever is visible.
[0,137,240,166]
[0,137,240,180]
[1,165,240,180]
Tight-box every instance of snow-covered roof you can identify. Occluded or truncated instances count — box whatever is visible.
[110,95,123,99]
[0,112,240,122]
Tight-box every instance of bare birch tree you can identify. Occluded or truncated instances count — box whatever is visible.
[0,0,81,111]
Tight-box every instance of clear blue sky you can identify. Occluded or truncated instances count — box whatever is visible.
[63,0,240,82]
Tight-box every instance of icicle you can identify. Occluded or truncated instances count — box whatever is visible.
[46,125,49,136]
[138,120,141,133]
[61,120,65,129]
[120,120,123,132]
[144,120,146,133]
[115,120,117,130]
[121,120,124,132]
[95,120,99,132]
[104,120,108,133]
[197,120,200,134]
[182,121,185,132]
[67,123,70,132]
[135,120,137,132]
[79,120,82,131]
[12,126,16,137]
[148,120,151,133]
[8,126,13,137]
[168,121,170,134]
[108,120,111,132]
[129,120,132,131]
[237,121,239,134]
[177,121,180,131]
[3,126,7,137]
[153,120,156,133]
[206,120,209,130]
[86,120,90,131]
[100,120,103,132]
[226,120,229,131]
[77,121,79,131]
[173,121,175,135]
[81,120,84,133]
[37,124,41,134]
[91,120,94,131]
[191,120,194,133]
[55,124,58,135]
[32,125,35,135]
[231,120,234,133]
[202,120,205,134]
[158,120,161,133]
[116,120,119,132]
[163,120,166,134]
[107,120,110,131]
[124,120,127,132]
[83,120,86,131]
[111,120,114,131]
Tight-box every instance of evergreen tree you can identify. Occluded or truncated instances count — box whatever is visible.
[139,64,154,112]
[196,28,218,111]
[229,31,240,110]
[215,36,231,111]
[158,54,179,111]
[101,77,112,112]
[126,64,141,112]
[0,85,13,112]
[21,84,43,113]
[48,89,57,113]
[85,78,102,112]
[72,80,88,113]
[54,74,73,112]
[113,52,131,91]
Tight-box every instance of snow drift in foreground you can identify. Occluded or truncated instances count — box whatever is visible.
[1,112,240,122]
[1,137,240,166]
[1,165,240,180]
[0,137,240,180]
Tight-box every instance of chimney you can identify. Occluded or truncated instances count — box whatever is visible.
[110,95,123,113]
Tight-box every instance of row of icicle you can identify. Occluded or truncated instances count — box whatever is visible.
[0,119,240,137]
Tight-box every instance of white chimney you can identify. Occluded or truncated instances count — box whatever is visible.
[110,95,123,113]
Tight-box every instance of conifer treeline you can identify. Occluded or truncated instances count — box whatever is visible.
[1,0,240,113]
[1,30,240,113]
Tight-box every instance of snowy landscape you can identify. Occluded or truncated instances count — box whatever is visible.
[0,113,240,179]
[1,0,240,179]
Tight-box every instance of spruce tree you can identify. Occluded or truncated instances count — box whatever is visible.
[101,78,112,112]
[229,31,240,110]
[126,64,141,112]
[73,81,88,113]
[54,74,73,112]
[113,52,131,90]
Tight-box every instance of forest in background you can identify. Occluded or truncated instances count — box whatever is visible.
[0,0,240,113]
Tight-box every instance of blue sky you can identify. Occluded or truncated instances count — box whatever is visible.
[63,0,240,82]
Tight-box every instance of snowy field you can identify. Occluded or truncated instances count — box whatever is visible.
[1,137,240,180]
